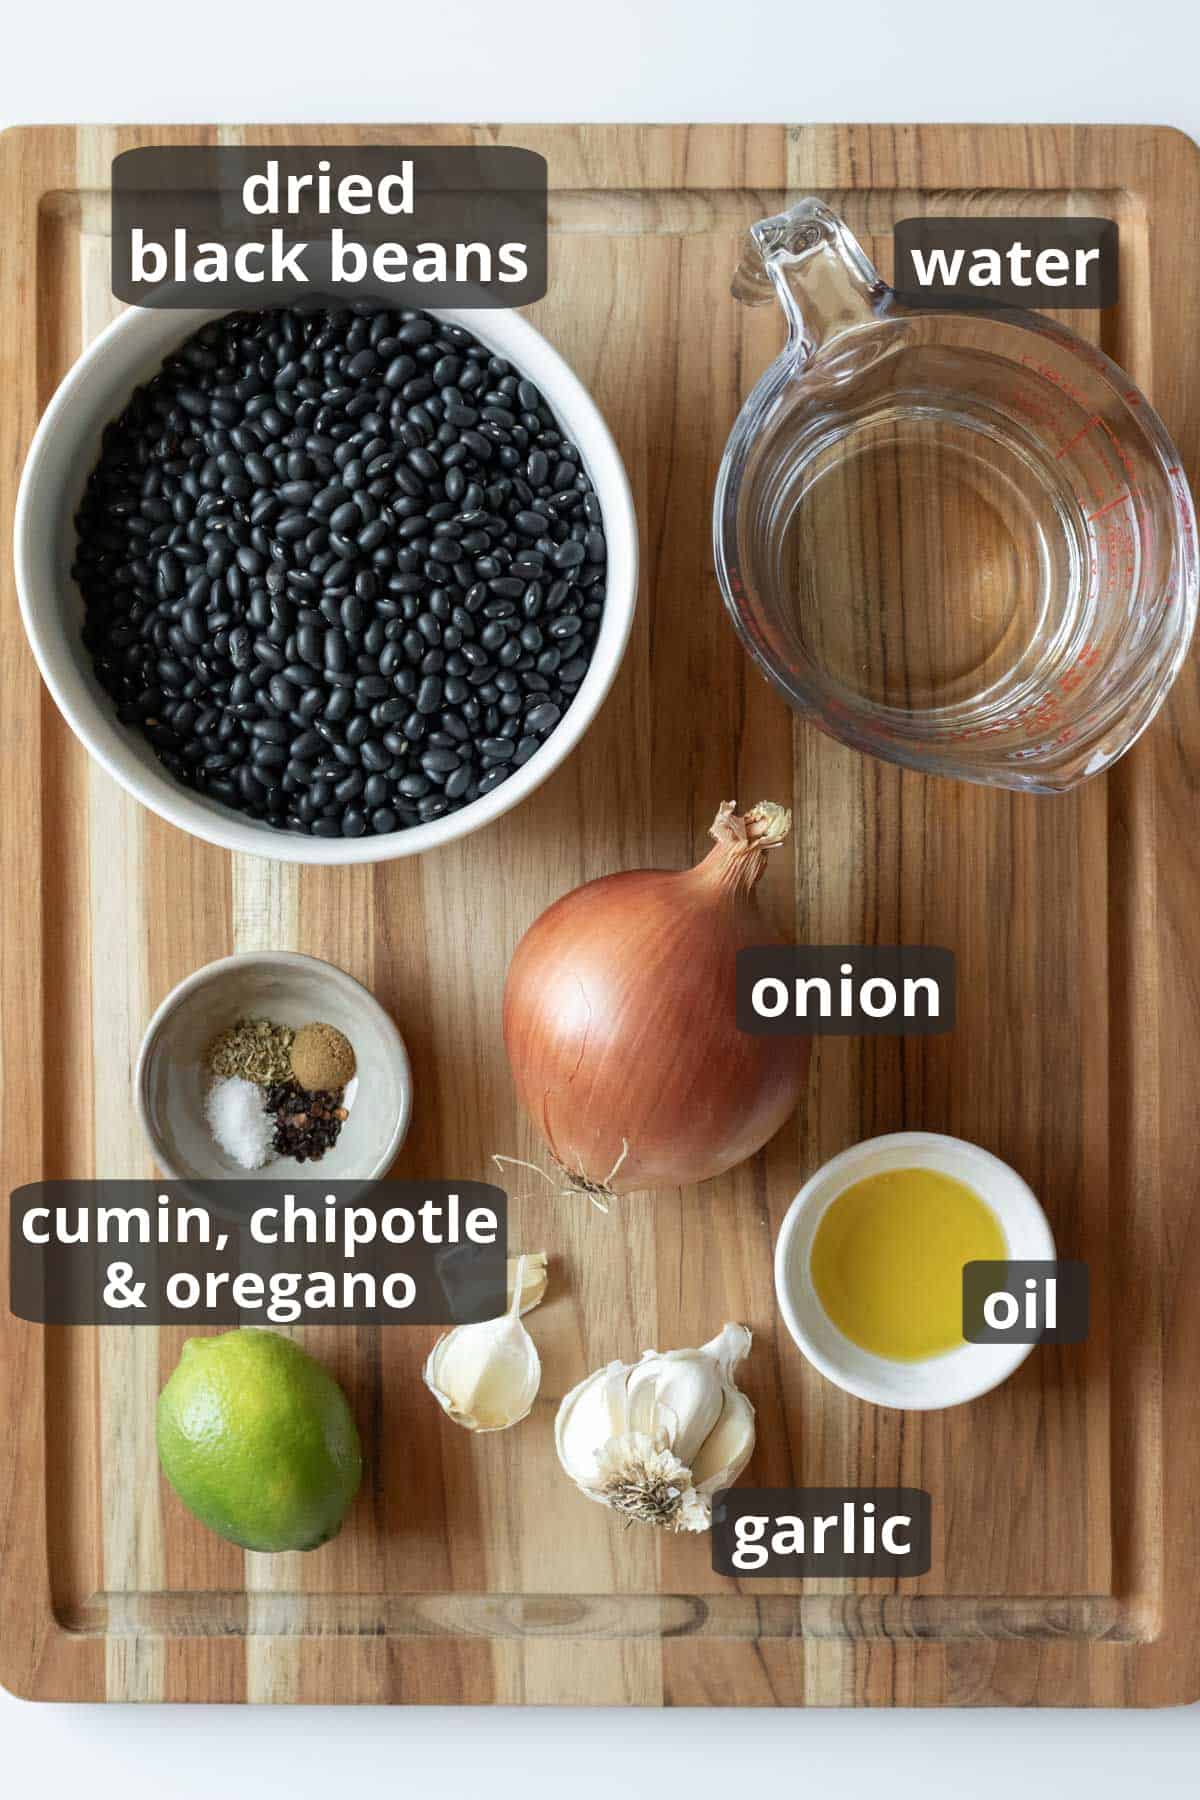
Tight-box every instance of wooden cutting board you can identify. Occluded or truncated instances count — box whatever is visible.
[2,122,1198,1707]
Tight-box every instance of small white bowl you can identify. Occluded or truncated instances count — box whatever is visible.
[16,303,637,864]
[136,951,412,1183]
[774,1131,1055,1410]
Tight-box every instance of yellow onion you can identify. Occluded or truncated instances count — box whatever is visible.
[502,801,809,1199]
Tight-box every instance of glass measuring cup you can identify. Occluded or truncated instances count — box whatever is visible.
[713,199,1197,791]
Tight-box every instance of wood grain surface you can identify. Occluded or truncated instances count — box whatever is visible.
[1,123,1197,1706]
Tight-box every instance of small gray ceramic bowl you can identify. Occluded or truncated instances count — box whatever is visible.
[136,951,412,1183]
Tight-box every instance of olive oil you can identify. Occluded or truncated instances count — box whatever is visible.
[810,1167,1006,1362]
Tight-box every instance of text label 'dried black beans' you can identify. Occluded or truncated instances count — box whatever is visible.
[73,305,607,839]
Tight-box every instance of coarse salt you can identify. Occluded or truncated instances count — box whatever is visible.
[204,1075,276,1170]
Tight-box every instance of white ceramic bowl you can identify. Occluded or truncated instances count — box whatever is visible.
[136,951,412,1183]
[16,304,637,864]
[774,1131,1055,1410]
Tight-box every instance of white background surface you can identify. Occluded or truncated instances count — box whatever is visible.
[4,1,1199,1791]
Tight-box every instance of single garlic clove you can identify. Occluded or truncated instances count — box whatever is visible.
[626,1347,724,1466]
[423,1254,543,1433]
[506,1250,548,1315]
[703,1321,753,1379]
[690,1385,756,1494]
[554,1361,630,1497]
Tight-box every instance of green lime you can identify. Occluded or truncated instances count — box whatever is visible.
[156,1329,362,1553]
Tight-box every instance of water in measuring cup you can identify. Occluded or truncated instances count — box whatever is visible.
[766,349,1092,715]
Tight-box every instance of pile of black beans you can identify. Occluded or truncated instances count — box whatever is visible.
[73,305,606,838]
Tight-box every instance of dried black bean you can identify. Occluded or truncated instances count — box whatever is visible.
[525,701,562,733]
[416,674,443,714]
[421,746,460,775]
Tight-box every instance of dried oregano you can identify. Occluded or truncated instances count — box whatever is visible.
[206,1017,295,1085]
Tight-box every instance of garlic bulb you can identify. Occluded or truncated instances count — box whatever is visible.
[424,1253,543,1432]
[555,1323,755,1531]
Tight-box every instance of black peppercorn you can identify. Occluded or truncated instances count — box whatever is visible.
[265,1081,348,1162]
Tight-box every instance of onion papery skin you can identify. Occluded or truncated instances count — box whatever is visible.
[502,811,810,1196]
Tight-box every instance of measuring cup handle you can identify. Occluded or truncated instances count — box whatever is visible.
[733,198,885,358]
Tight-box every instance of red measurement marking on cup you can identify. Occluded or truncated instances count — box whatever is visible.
[999,384,1075,456]
[1019,353,1090,409]
[1099,416,1137,479]
[1088,492,1131,523]
[1086,489,1137,525]
[1056,415,1102,459]
[943,642,1102,744]
[726,568,774,661]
